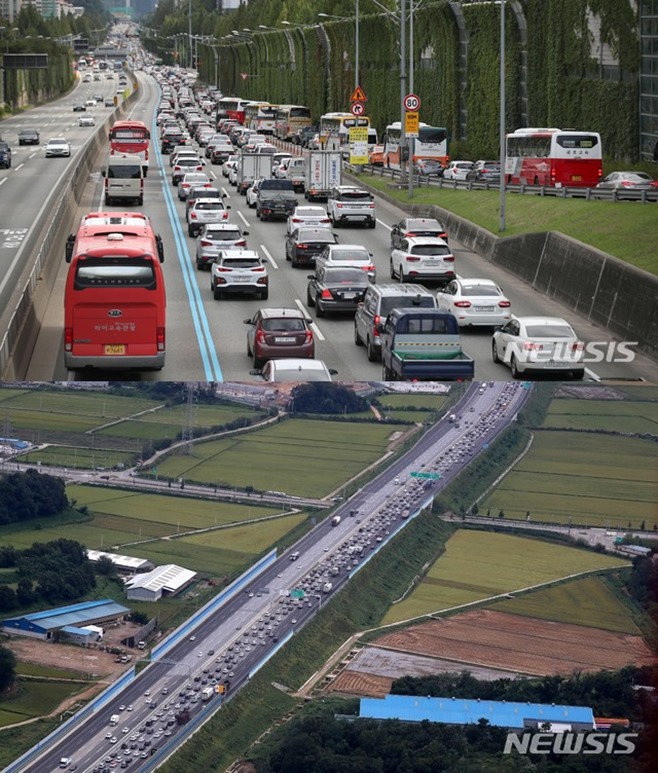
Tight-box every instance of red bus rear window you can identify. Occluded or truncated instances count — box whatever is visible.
[75,257,156,289]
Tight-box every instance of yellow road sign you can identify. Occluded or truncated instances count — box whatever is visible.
[405,111,419,137]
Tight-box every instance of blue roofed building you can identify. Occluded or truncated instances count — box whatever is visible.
[2,599,130,641]
[359,695,595,732]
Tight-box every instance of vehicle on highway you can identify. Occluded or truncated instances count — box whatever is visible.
[256,178,297,221]
[413,158,444,177]
[465,160,501,183]
[251,358,336,382]
[78,115,96,127]
[286,205,332,234]
[171,156,205,186]
[244,307,315,368]
[390,217,448,248]
[245,178,265,208]
[306,264,370,317]
[222,155,239,177]
[209,141,234,165]
[594,171,658,195]
[368,144,385,165]
[210,249,268,300]
[272,153,294,177]
[0,140,11,168]
[327,185,376,228]
[390,236,455,285]
[18,128,40,145]
[492,315,585,379]
[436,278,512,327]
[353,283,437,362]
[442,160,474,180]
[186,197,230,236]
[45,137,71,157]
[72,102,86,112]
[101,153,144,206]
[178,172,212,200]
[285,226,338,269]
[315,243,376,280]
[195,223,248,270]
[105,97,116,107]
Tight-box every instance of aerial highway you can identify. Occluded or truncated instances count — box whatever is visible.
[10,382,529,773]
[2,73,657,383]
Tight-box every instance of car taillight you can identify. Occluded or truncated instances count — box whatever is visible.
[252,266,265,273]
[321,289,333,299]
[297,243,308,250]
[64,327,73,351]
[236,240,246,247]
[157,327,165,351]
[454,301,471,308]
[406,232,417,237]
[190,212,197,219]
[304,331,313,344]
[405,255,420,262]
[571,342,584,352]
[291,218,302,223]
[321,218,331,224]
[498,300,511,308]
[444,256,455,262]
[523,342,543,351]
[200,240,212,247]
[256,330,266,344]
[216,266,232,272]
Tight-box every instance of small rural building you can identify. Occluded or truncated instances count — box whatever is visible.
[86,549,154,576]
[359,695,595,731]
[58,625,100,646]
[1,599,130,641]
[125,564,197,602]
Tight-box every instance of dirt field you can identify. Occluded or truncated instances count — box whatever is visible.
[329,670,393,698]
[374,610,657,677]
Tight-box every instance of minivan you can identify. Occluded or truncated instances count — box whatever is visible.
[353,283,437,361]
[102,153,144,205]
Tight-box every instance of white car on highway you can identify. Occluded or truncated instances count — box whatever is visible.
[436,278,512,327]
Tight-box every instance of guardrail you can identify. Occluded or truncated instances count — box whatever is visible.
[358,164,658,203]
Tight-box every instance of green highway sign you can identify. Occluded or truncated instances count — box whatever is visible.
[290,589,305,599]
[410,471,441,480]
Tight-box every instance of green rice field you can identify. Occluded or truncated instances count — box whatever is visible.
[542,398,658,433]
[376,394,448,411]
[488,575,642,634]
[17,446,135,469]
[151,418,398,497]
[480,431,658,528]
[382,530,628,625]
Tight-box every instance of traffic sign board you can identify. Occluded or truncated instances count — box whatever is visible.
[405,111,419,137]
[350,101,365,116]
[403,93,421,111]
[350,85,367,102]
[291,589,305,599]
[410,471,440,480]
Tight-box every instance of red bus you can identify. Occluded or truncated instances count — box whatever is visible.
[109,120,151,175]
[215,97,251,126]
[64,213,166,371]
[505,128,602,188]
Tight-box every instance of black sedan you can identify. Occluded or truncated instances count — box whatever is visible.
[285,226,338,269]
[306,265,370,317]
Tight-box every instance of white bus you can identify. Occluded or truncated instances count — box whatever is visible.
[382,122,449,170]
[319,112,378,157]
[244,101,279,135]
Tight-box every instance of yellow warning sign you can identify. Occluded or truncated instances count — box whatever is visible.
[405,111,419,137]
[350,85,367,102]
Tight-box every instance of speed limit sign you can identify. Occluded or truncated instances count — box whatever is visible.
[403,93,421,112]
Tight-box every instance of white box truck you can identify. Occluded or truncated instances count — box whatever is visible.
[237,152,274,195]
[305,150,342,201]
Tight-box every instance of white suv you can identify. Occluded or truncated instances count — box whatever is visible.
[210,249,269,300]
[390,236,455,285]
[327,185,376,229]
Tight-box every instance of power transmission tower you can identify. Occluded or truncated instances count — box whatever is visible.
[181,383,198,455]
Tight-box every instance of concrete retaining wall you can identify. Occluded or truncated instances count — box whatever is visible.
[369,185,658,360]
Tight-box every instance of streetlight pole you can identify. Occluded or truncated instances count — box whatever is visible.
[188,0,193,69]
[499,0,506,233]
[355,0,360,90]
[400,0,408,185]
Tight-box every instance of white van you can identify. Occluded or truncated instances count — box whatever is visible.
[281,157,306,192]
[102,153,144,205]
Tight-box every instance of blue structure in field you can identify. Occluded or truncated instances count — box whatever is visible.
[2,599,130,640]
[359,695,595,731]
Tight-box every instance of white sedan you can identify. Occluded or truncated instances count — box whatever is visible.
[45,137,71,157]
[443,160,474,180]
[78,115,95,127]
[437,278,512,327]
[286,205,332,235]
[492,315,585,379]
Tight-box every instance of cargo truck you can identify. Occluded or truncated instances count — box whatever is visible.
[331,515,341,527]
[109,714,120,726]
[305,150,342,201]
[201,686,215,701]
[322,582,333,593]
[237,152,274,195]
[379,309,475,381]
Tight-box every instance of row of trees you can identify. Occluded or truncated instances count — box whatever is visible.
[0,469,68,525]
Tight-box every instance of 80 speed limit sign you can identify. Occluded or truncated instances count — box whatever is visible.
[403,93,421,111]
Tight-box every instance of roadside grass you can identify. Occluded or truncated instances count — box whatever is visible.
[381,529,628,625]
[15,663,91,679]
[480,431,658,528]
[0,680,88,727]
[486,574,642,634]
[363,173,658,275]
[152,418,398,497]
[0,717,59,767]
[616,385,658,400]
[542,398,658,433]
[16,446,135,469]
[376,394,449,411]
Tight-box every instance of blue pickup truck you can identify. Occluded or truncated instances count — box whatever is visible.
[379,308,475,381]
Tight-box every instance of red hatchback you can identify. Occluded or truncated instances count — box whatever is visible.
[244,308,315,369]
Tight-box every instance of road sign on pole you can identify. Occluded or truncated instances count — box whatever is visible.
[350,101,365,117]
[291,589,305,599]
[405,111,419,137]
[410,471,440,480]
[350,85,367,102]
[403,93,421,111]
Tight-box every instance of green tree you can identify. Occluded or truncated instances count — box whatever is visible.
[0,644,17,692]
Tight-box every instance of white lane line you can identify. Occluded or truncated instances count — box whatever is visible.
[294,298,325,341]
[14,164,24,171]
[260,245,278,270]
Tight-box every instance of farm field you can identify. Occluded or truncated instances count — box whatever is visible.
[488,575,643,634]
[17,445,135,470]
[375,610,656,676]
[480,431,658,528]
[152,418,399,497]
[0,680,84,726]
[381,530,628,625]
[542,398,658,433]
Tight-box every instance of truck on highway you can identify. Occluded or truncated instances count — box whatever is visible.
[237,152,274,195]
[201,686,215,701]
[331,566,340,576]
[322,582,333,593]
[379,309,475,381]
[449,414,457,422]
[331,515,341,527]
[305,150,342,201]
[109,714,120,726]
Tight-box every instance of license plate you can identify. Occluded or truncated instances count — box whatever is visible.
[274,337,295,344]
[547,360,571,368]
[572,175,582,182]
[232,277,251,283]
[425,261,440,266]
[474,306,495,312]
[104,345,126,355]
[341,292,357,300]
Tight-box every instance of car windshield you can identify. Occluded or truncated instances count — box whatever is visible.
[525,324,575,338]
[262,318,305,332]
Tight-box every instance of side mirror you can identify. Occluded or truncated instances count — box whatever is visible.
[376,323,386,334]
[307,275,315,280]
[248,369,262,376]
[328,369,338,376]
[101,169,106,177]
[242,229,250,236]
[225,204,231,209]
[493,325,503,332]
[243,318,254,325]
[65,234,75,263]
